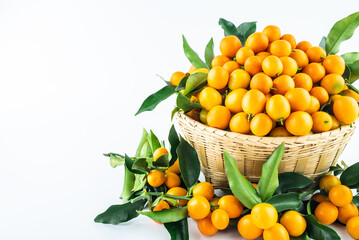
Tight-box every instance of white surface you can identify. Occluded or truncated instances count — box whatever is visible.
[0,0,358,239]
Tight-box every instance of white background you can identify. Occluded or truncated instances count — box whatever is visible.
[0,0,358,239]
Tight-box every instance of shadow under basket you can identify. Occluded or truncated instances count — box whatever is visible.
[175,113,357,188]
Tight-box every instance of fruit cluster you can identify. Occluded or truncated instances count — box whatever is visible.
[313,175,359,239]
[170,25,359,137]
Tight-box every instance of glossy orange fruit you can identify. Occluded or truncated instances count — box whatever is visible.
[339,89,359,103]
[284,88,311,111]
[164,172,181,189]
[170,71,186,86]
[188,65,197,74]
[306,96,320,115]
[238,214,263,240]
[225,88,248,113]
[331,115,341,130]
[199,109,208,124]
[250,72,273,94]
[228,69,251,90]
[289,49,309,68]
[312,193,329,203]
[280,210,307,237]
[329,185,353,207]
[192,68,209,74]
[270,126,292,137]
[193,182,214,201]
[211,55,230,68]
[211,209,230,230]
[256,51,271,62]
[219,195,243,219]
[315,201,338,225]
[296,41,312,52]
[266,95,291,123]
[338,202,359,224]
[285,111,313,136]
[346,216,359,239]
[262,55,283,77]
[242,89,267,116]
[323,55,346,75]
[236,47,255,65]
[272,75,295,95]
[223,60,240,74]
[293,73,313,92]
[251,203,278,229]
[320,74,345,95]
[311,111,333,133]
[166,187,188,206]
[310,86,329,105]
[220,35,242,58]
[244,56,263,76]
[153,147,169,161]
[166,159,180,175]
[263,223,290,240]
[319,175,341,191]
[207,66,229,89]
[207,106,231,129]
[197,214,218,236]
[306,46,327,63]
[280,34,296,49]
[250,113,273,136]
[333,96,359,124]
[198,87,222,111]
[245,32,269,53]
[270,40,292,57]
[263,25,281,42]
[302,63,326,83]
[187,195,211,220]
[229,112,251,134]
[147,169,165,187]
[279,56,298,77]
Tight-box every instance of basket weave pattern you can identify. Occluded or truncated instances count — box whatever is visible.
[175,113,356,187]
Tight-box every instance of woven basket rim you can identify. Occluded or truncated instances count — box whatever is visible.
[175,112,357,141]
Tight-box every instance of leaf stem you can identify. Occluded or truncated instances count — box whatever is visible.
[147,192,192,201]
[346,80,359,94]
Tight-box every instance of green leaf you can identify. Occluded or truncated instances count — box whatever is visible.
[164,218,189,240]
[257,143,285,201]
[276,172,315,194]
[218,18,239,37]
[237,21,257,46]
[131,174,146,192]
[342,52,359,64]
[175,75,189,91]
[265,193,301,212]
[319,36,327,50]
[325,11,359,55]
[108,153,125,168]
[305,214,340,240]
[347,60,359,83]
[138,206,188,223]
[120,165,136,202]
[353,195,359,208]
[135,129,150,157]
[204,38,214,69]
[290,233,311,240]
[223,151,262,209]
[135,84,176,115]
[176,136,200,188]
[125,154,145,175]
[153,154,169,167]
[183,72,208,96]
[94,200,145,225]
[168,125,180,165]
[176,92,202,113]
[147,130,161,153]
[171,107,180,121]
[329,164,344,176]
[182,35,208,69]
[340,162,359,187]
[132,158,149,174]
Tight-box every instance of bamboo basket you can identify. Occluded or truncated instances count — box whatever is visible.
[175,113,356,188]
